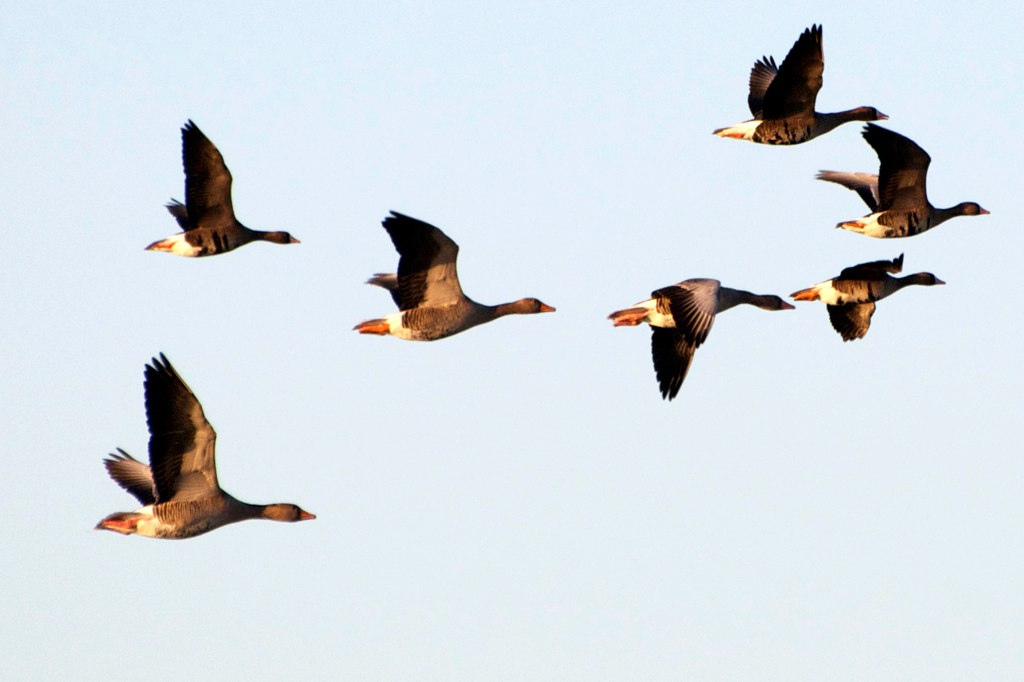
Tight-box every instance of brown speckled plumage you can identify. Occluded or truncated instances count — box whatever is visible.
[356,212,554,341]
[96,355,314,539]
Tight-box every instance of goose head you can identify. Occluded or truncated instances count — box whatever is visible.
[262,503,316,522]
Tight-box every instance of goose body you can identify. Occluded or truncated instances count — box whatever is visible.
[713,25,886,145]
[818,124,989,238]
[790,254,945,340]
[146,121,300,257]
[96,354,315,539]
[609,279,794,400]
[355,212,554,341]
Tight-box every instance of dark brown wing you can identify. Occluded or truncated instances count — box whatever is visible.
[862,124,931,211]
[838,253,904,280]
[652,279,719,347]
[650,327,696,400]
[165,199,190,230]
[103,448,157,506]
[827,303,875,341]
[761,25,823,119]
[382,212,465,309]
[747,56,778,118]
[181,120,236,231]
[145,354,219,502]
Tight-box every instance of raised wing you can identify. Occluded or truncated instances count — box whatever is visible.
[747,56,778,118]
[181,120,236,231]
[862,124,931,211]
[144,354,219,502]
[103,448,157,506]
[366,273,402,308]
[383,212,465,309]
[761,25,823,120]
[816,171,880,211]
[838,253,904,280]
[165,199,191,230]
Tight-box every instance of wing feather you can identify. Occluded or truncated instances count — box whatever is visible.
[827,303,875,341]
[650,328,696,400]
[382,212,465,309]
[761,25,823,119]
[181,120,236,230]
[103,448,157,505]
[145,354,219,502]
[862,124,931,211]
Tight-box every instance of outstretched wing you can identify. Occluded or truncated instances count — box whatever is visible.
[816,171,880,211]
[827,303,875,341]
[366,273,402,308]
[145,353,219,502]
[652,279,719,347]
[747,56,778,118]
[862,124,931,212]
[650,328,696,401]
[164,199,191,230]
[761,25,823,119]
[382,212,465,309]
[181,120,236,230]
[103,448,157,506]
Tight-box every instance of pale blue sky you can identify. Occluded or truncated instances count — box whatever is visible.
[2,3,1021,680]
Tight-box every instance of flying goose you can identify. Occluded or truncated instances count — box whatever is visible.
[818,124,989,238]
[146,120,300,257]
[609,279,794,400]
[354,212,555,341]
[96,354,315,539]
[790,254,944,340]
[713,25,886,145]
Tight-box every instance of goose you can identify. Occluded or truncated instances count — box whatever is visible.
[713,25,886,145]
[608,279,794,400]
[354,212,555,341]
[96,354,315,539]
[817,124,989,238]
[790,254,944,340]
[146,120,300,257]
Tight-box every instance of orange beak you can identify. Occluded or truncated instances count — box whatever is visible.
[299,511,317,521]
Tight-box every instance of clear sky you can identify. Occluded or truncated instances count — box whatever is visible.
[2,2,1021,680]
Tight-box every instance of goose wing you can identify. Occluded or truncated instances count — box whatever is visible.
[838,253,904,280]
[650,328,696,401]
[761,25,823,119]
[165,199,191,230]
[862,124,931,212]
[747,56,778,118]
[181,120,236,230]
[145,354,219,502]
[827,303,875,341]
[383,212,466,309]
[103,448,157,506]
[816,171,880,211]
[652,279,720,346]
